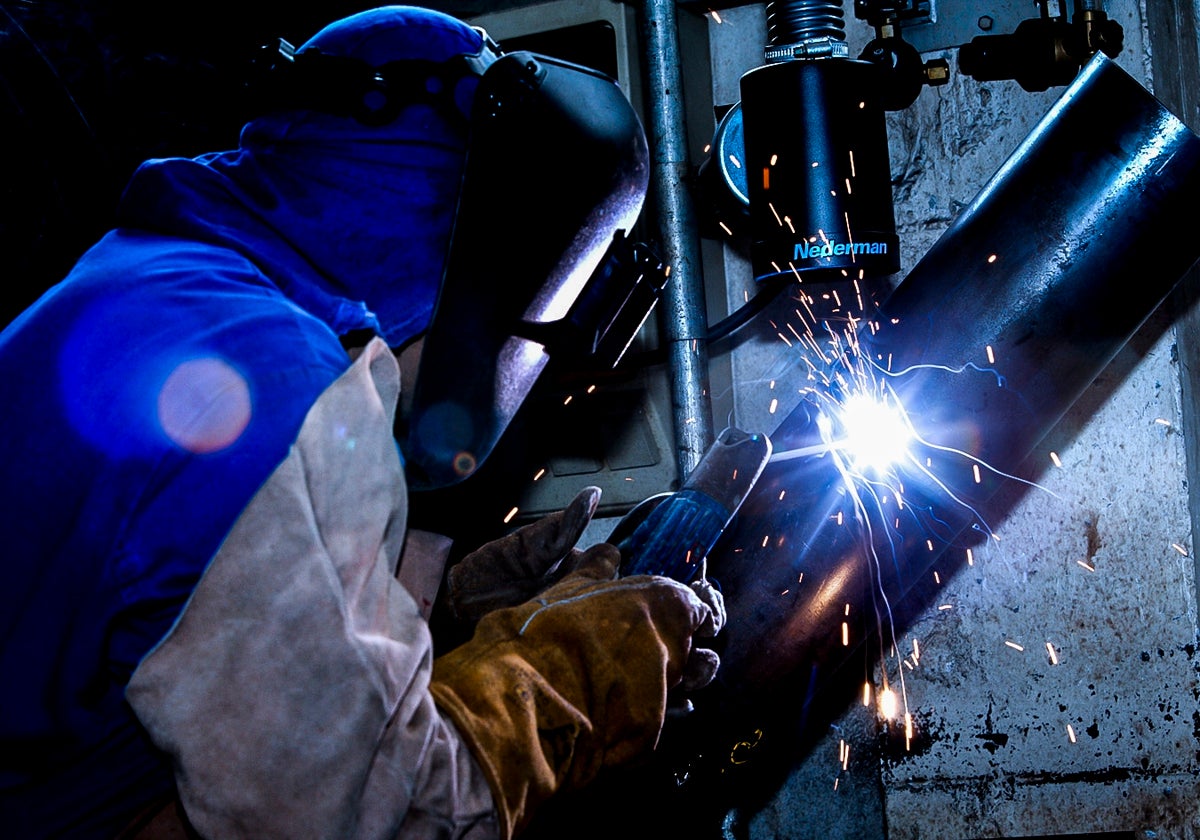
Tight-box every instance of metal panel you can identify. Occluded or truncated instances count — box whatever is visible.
[900,0,1045,53]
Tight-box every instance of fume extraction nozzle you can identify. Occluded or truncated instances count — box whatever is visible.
[740,39,898,285]
[700,1,921,291]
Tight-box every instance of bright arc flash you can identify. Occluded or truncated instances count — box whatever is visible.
[831,392,914,475]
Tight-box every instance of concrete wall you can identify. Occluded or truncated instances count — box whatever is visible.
[703,2,1200,837]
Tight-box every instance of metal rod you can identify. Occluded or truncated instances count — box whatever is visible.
[639,0,714,477]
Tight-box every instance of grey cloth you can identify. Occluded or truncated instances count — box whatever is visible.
[126,338,499,840]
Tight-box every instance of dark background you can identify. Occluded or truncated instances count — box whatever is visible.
[0,1,448,326]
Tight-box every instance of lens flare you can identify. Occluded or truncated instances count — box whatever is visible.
[157,357,251,454]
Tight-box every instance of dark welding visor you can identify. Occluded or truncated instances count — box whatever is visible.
[400,49,657,490]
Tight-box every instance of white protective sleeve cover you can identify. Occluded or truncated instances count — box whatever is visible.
[126,338,499,839]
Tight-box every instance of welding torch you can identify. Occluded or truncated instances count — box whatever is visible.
[608,426,772,583]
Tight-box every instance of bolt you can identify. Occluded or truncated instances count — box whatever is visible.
[978,15,994,31]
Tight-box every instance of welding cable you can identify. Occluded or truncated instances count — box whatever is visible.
[586,272,791,377]
[705,273,791,344]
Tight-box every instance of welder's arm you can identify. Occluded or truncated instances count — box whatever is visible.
[430,545,724,840]
[126,339,499,840]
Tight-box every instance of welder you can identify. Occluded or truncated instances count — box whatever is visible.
[0,6,724,838]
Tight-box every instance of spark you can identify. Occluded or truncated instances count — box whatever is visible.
[503,506,519,524]
[1046,642,1059,664]
[1050,451,1062,467]
[878,686,898,719]
[1005,640,1024,652]
[1067,724,1077,743]
[756,287,1061,743]
[533,468,546,481]
[1077,559,1095,571]
[709,9,723,23]
[1172,542,1189,557]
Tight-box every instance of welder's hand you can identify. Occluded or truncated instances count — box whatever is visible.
[444,486,602,622]
[430,545,723,840]
[679,566,725,691]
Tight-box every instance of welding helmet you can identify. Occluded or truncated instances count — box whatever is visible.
[259,6,655,489]
[403,45,655,489]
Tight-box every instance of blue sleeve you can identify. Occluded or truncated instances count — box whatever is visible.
[0,231,354,833]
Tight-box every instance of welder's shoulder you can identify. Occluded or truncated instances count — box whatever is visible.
[45,229,347,369]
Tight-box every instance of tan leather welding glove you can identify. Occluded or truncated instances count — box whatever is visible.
[444,486,603,621]
[430,544,723,839]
